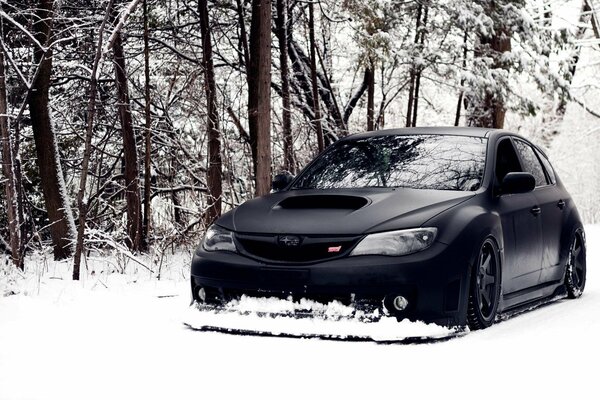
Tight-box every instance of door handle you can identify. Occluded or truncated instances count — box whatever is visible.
[557,199,565,210]
[530,206,542,216]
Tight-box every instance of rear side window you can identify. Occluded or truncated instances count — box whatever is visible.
[514,139,548,187]
[534,148,556,185]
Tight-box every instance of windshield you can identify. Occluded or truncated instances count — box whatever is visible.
[293,134,487,191]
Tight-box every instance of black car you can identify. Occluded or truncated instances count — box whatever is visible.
[191,127,586,329]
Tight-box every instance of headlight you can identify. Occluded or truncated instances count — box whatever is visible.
[202,225,237,252]
[350,227,437,256]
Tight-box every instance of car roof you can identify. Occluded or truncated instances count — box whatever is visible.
[343,126,496,140]
[338,127,551,156]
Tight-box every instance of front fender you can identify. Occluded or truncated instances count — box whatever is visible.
[423,196,503,326]
[425,196,503,258]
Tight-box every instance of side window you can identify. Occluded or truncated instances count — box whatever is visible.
[534,148,556,185]
[495,138,522,183]
[513,139,548,187]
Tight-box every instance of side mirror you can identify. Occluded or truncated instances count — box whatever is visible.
[501,172,535,195]
[272,172,294,192]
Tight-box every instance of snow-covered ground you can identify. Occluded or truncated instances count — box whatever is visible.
[1,227,599,400]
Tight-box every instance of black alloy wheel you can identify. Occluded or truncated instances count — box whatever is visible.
[467,238,501,330]
[566,229,586,299]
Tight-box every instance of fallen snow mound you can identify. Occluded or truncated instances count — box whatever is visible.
[183,295,462,343]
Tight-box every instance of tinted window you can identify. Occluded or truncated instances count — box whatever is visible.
[534,148,556,185]
[514,139,548,187]
[293,135,487,191]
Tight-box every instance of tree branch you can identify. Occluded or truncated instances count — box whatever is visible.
[103,0,143,53]
[226,106,251,143]
[585,0,600,40]
[573,96,600,118]
[0,235,12,255]
[343,68,369,125]
[0,9,46,51]
[0,39,29,88]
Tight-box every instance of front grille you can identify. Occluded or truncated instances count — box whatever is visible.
[235,233,362,263]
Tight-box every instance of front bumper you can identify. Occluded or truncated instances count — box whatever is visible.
[191,241,471,326]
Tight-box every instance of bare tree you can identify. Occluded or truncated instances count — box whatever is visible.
[275,0,295,172]
[73,0,114,280]
[406,4,424,128]
[343,68,369,126]
[0,48,22,269]
[454,29,468,126]
[366,60,374,131]
[411,5,428,127]
[248,0,272,196]
[113,29,142,251]
[142,0,152,243]
[199,0,222,225]
[308,1,324,152]
[28,0,76,260]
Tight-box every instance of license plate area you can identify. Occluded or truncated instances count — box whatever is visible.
[259,268,310,285]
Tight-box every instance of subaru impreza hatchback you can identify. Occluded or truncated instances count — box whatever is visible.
[191,127,586,329]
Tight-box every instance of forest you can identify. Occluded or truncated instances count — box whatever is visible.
[1,0,599,277]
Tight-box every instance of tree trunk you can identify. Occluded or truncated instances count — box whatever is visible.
[308,1,324,152]
[405,4,422,128]
[375,65,386,130]
[343,68,369,126]
[366,62,375,131]
[411,70,421,127]
[486,32,511,129]
[142,0,152,244]
[248,0,272,196]
[412,6,429,126]
[411,6,428,128]
[315,43,346,134]
[28,0,76,260]
[467,4,511,129]
[113,31,142,251]
[73,0,114,280]
[235,0,251,69]
[276,0,295,172]
[405,69,415,127]
[0,50,22,270]
[199,0,222,226]
[454,29,468,126]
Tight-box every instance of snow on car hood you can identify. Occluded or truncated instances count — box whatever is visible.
[216,188,475,235]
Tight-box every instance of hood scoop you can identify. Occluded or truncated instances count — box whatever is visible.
[275,195,369,211]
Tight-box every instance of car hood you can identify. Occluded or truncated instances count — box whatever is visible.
[216,188,475,235]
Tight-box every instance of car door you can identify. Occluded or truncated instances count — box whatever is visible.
[530,145,566,283]
[494,138,544,295]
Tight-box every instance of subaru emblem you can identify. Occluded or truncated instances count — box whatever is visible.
[277,235,301,247]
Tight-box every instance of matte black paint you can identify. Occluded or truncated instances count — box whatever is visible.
[191,127,584,327]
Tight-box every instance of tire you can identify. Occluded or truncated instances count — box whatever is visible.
[566,228,586,299]
[467,238,502,330]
